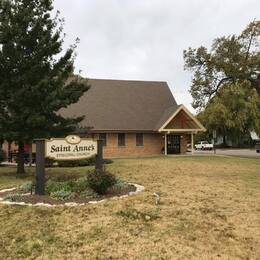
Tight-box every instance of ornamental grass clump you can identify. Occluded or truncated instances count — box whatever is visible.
[50,189,74,201]
[87,170,116,194]
[18,182,33,193]
[3,193,23,202]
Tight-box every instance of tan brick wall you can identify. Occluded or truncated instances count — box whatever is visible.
[1,133,191,159]
[94,133,164,158]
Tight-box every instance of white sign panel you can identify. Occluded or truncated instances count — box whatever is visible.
[45,135,97,160]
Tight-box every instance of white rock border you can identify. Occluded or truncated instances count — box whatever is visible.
[0,183,145,207]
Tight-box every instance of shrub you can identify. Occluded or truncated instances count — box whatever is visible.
[73,177,89,193]
[0,149,6,163]
[45,180,66,194]
[45,158,55,167]
[57,157,96,167]
[18,182,33,193]
[87,170,116,194]
[46,177,89,195]
[50,189,74,201]
[80,187,98,198]
[113,178,129,190]
[57,157,113,167]
[3,193,23,202]
[47,172,80,182]
[104,158,113,164]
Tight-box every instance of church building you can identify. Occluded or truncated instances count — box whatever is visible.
[60,78,206,157]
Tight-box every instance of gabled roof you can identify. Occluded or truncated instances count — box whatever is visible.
[158,105,206,132]
[60,78,178,132]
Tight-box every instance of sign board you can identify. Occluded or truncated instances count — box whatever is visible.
[45,135,97,160]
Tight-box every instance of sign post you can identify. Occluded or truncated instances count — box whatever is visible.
[95,139,103,171]
[35,139,46,195]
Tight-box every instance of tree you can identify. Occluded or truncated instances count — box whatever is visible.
[197,82,260,145]
[184,20,260,144]
[0,0,89,174]
[184,20,260,109]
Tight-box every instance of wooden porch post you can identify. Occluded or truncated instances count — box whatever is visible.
[191,132,194,155]
[164,133,167,155]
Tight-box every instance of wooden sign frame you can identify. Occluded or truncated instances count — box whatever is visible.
[35,138,103,196]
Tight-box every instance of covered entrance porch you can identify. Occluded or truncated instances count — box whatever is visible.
[163,132,195,155]
[158,105,206,155]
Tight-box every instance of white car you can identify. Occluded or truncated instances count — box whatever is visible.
[195,141,213,150]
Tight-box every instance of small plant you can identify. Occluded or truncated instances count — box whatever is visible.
[50,189,74,201]
[73,177,89,193]
[45,180,65,194]
[18,182,33,193]
[87,170,116,194]
[113,178,129,190]
[116,208,160,222]
[79,187,98,198]
[3,193,23,202]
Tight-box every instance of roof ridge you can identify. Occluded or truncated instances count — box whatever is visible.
[88,78,167,84]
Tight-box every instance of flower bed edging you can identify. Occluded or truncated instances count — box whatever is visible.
[0,183,145,207]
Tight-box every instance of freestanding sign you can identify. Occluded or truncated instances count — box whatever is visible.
[35,135,102,195]
[45,135,97,161]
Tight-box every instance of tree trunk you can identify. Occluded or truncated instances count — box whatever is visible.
[29,142,32,167]
[8,141,11,162]
[17,141,25,175]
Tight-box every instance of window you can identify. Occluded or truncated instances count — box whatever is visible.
[118,133,125,147]
[99,133,107,146]
[136,133,144,146]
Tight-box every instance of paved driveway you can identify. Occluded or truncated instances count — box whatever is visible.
[193,149,260,158]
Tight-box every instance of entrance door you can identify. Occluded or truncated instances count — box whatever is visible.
[167,135,180,154]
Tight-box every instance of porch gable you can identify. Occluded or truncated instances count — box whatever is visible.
[158,105,206,133]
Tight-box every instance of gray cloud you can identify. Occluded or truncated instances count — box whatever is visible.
[54,0,260,112]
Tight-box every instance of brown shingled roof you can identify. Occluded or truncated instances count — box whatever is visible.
[60,78,178,132]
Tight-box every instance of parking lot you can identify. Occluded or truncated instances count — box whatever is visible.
[193,148,260,158]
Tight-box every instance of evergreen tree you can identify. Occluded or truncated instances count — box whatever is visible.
[0,0,89,174]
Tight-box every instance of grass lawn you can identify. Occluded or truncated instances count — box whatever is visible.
[0,156,260,259]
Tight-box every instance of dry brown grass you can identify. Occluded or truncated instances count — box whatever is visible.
[0,156,260,259]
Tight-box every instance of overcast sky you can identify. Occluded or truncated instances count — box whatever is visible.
[54,0,259,112]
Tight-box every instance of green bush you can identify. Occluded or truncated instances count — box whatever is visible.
[73,177,89,193]
[57,157,96,167]
[18,182,33,193]
[45,179,66,194]
[46,177,89,195]
[0,148,6,163]
[57,157,113,167]
[113,178,129,190]
[47,172,81,182]
[79,187,98,198]
[45,158,55,167]
[50,189,74,201]
[3,193,23,202]
[87,170,116,194]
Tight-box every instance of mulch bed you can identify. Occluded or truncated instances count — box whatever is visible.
[0,184,137,205]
